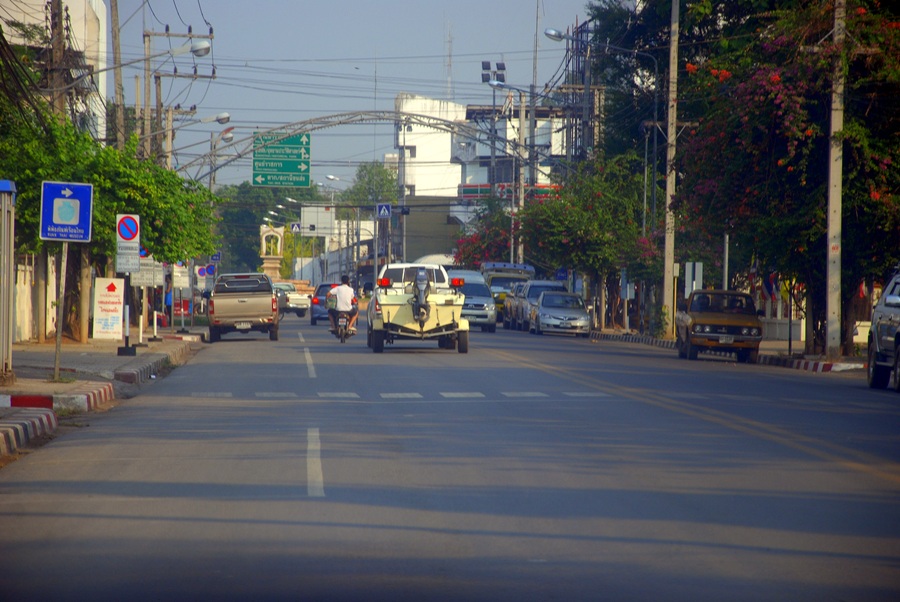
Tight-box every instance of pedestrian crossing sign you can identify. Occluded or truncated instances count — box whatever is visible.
[377,203,391,219]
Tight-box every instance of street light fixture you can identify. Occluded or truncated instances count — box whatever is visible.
[41,39,211,93]
[207,126,235,191]
[482,61,506,194]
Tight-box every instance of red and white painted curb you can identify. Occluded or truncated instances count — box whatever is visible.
[589,331,863,373]
[1,381,115,413]
[0,409,58,457]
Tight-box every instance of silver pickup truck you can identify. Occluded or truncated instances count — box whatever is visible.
[868,271,900,390]
[207,272,280,342]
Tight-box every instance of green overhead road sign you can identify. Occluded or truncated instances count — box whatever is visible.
[252,133,311,188]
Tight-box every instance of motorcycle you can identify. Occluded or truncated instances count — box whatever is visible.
[333,310,356,343]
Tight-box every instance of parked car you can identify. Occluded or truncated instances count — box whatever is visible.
[868,270,900,389]
[503,281,527,330]
[515,280,569,332]
[530,292,591,337]
[675,289,763,363]
[482,262,535,323]
[310,282,339,325]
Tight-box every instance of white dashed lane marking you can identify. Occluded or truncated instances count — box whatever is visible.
[440,392,486,398]
[380,393,424,399]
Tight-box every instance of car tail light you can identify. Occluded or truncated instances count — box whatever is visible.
[377,278,392,288]
[272,296,278,313]
[312,297,320,305]
[450,277,464,288]
[208,299,215,315]
[374,299,381,314]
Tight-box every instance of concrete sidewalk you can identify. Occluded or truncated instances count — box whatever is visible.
[1,329,205,459]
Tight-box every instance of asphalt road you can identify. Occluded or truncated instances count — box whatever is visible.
[1,314,898,601]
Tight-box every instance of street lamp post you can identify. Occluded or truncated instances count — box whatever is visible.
[544,28,594,156]
[546,26,661,333]
[139,112,230,169]
[487,80,527,264]
[208,127,235,191]
[143,38,212,158]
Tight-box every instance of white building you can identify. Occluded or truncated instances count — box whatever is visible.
[393,92,569,230]
[2,0,108,140]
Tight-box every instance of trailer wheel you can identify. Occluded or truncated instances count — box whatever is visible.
[372,330,385,353]
[457,331,469,353]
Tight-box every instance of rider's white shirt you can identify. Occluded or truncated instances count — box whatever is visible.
[330,284,355,312]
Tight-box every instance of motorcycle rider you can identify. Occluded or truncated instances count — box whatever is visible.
[327,274,358,333]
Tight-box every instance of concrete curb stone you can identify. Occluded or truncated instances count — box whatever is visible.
[0,409,58,456]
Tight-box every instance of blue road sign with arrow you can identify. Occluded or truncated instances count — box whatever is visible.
[40,181,93,242]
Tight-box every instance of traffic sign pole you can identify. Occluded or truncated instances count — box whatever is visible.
[41,182,94,379]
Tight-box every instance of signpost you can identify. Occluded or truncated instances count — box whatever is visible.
[252,133,311,187]
[114,214,140,355]
[115,214,140,273]
[40,181,93,379]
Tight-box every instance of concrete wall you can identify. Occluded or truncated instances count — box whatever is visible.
[13,256,60,343]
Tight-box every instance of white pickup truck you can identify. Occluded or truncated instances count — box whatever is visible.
[273,281,311,318]
[366,263,469,353]
[207,273,280,342]
[868,271,900,390]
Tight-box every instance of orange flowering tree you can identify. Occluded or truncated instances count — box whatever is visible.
[673,2,900,352]
[454,196,513,268]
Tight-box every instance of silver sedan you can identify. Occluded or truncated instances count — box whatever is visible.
[531,292,591,337]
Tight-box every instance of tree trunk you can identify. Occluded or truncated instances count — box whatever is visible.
[79,246,91,342]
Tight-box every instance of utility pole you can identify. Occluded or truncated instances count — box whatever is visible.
[49,0,66,117]
[662,0,680,338]
[826,0,845,359]
[109,0,126,150]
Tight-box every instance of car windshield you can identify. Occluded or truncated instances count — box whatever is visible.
[542,294,584,309]
[527,285,566,300]
[214,276,272,294]
[692,293,756,314]
[315,284,338,296]
[274,283,295,292]
[460,282,491,297]
[381,267,447,286]
[489,276,525,293]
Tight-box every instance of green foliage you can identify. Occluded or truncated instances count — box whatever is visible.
[519,152,653,282]
[0,48,218,269]
[214,182,321,273]
[341,162,398,208]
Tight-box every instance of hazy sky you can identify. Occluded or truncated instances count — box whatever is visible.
[113,0,592,189]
